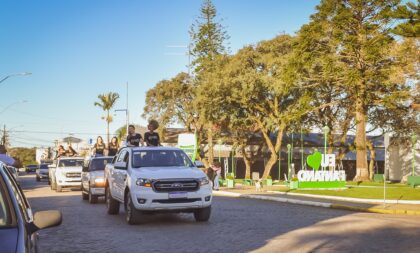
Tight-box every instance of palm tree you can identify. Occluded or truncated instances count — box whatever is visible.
[94,92,120,145]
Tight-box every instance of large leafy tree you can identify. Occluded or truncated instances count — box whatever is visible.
[293,0,418,181]
[199,35,311,179]
[94,92,120,145]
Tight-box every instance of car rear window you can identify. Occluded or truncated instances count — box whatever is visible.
[39,164,49,169]
[89,158,113,171]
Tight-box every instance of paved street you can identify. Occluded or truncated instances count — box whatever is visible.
[20,174,420,253]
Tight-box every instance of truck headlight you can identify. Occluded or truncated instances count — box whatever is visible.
[136,178,152,187]
[94,178,105,187]
[199,177,210,186]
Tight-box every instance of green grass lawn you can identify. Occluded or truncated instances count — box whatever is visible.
[278,186,420,200]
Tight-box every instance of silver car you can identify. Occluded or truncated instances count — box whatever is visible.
[81,156,114,204]
[36,164,49,181]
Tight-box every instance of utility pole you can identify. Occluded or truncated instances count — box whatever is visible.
[1,124,8,147]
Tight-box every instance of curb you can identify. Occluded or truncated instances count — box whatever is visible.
[214,191,420,216]
[330,204,420,216]
[266,190,420,205]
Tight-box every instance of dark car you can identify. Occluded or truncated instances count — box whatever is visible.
[0,162,62,253]
[25,164,38,173]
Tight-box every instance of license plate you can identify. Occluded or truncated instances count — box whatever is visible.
[168,192,188,199]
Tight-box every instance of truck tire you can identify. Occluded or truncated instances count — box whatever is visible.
[36,176,40,182]
[56,185,62,192]
[194,206,211,222]
[82,186,88,200]
[89,188,98,204]
[106,187,119,215]
[125,192,141,225]
[51,181,56,190]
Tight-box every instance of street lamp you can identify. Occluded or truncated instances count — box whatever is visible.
[114,108,129,140]
[322,126,330,171]
[412,133,417,176]
[0,100,28,115]
[217,139,222,162]
[0,72,31,85]
[287,144,292,181]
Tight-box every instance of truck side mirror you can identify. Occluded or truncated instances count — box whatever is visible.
[114,162,127,170]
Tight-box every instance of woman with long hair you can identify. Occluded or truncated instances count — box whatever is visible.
[93,136,106,156]
[108,136,119,156]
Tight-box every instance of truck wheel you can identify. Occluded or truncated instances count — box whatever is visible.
[56,185,62,192]
[82,186,88,200]
[51,181,56,190]
[106,187,119,215]
[125,192,141,225]
[36,176,40,182]
[194,206,211,222]
[89,189,98,204]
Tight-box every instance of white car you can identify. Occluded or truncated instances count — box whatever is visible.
[50,157,84,192]
[81,156,113,204]
[104,147,212,225]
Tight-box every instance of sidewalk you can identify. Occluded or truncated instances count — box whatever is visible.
[213,185,420,216]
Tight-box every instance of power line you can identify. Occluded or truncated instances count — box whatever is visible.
[9,130,108,136]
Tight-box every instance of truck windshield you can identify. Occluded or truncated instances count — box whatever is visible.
[89,158,113,171]
[132,150,194,168]
[58,159,84,167]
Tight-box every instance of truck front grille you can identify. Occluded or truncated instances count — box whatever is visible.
[153,180,199,193]
[66,172,81,178]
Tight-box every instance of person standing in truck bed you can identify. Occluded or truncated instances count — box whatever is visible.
[144,119,161,147]
[126,125,144,147]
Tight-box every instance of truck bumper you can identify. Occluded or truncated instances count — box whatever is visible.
[131,185,212,211]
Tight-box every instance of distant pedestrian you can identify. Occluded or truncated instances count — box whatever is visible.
[144,119,161,147]
[211,161,222,191]
[93,136,106,156]
[126,125,144,147]
[108,137,119,156]
[206,166,215,188]
[0,145,17,166]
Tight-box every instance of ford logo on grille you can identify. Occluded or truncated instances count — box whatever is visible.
[171,183,183,188]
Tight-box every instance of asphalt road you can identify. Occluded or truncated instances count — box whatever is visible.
[19,173,420,253]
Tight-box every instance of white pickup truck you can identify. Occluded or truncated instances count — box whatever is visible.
[104,147,212,225]
[49,157,84,192]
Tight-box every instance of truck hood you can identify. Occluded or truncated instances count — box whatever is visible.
[132,167,205,180]
[56,167,82,173]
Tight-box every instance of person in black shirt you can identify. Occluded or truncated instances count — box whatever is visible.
[144,119,161,146]
[108,137,119,156]
[93,136,106,156]
[126,125,144,147]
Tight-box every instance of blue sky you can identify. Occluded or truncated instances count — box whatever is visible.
[0,0,319,147]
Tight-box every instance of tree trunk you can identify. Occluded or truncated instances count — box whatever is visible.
[354,97,369,181]
[260,124,285,179]
[106,110,110,145]
[207,125,214,165]
[241,145,252,179]
[367,140,376,181]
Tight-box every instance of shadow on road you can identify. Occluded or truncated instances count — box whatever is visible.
[21,174,420,253]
